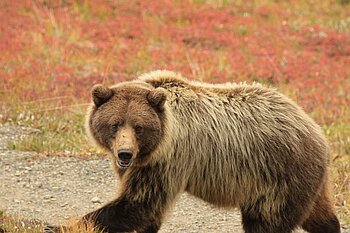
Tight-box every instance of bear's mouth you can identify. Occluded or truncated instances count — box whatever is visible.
[117,158,132,169]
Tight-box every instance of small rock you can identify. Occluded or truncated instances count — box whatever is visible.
[60,202,68,207]
[43,195,53,200]
[91,197,101,203]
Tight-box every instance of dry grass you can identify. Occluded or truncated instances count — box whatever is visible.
[0,212,99,233]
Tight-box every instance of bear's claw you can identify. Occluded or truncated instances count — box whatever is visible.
[43,225,62,233]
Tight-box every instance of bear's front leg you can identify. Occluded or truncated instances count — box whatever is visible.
[81,195,162,233]
[81,164,176,233]
[44,164,178,233]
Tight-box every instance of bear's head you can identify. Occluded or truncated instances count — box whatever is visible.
[87,82,167,169]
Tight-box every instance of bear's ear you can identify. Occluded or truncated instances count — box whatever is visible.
[91,84,114,107]
[147,88,167,110]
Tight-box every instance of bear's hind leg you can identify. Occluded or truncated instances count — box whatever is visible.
[301,183,340,233]
[241,193,306,233]
[139,224,160,233]
[241,211,294,233]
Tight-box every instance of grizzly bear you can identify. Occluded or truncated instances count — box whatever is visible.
[45,70,340,233]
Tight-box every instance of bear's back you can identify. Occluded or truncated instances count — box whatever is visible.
[139,71,329,207]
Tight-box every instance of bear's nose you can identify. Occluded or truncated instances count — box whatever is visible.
[117,149,133,160]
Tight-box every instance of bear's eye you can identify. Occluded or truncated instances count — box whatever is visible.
[135,125,143,134]
[111,123,120,132]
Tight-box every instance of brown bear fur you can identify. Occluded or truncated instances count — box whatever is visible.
[48,70,340,233]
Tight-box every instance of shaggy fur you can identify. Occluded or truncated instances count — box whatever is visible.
[47,70,340,233]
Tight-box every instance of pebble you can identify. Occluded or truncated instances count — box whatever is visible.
[60,203,68,207]
[91,197,101,203]
[43,195,54,200]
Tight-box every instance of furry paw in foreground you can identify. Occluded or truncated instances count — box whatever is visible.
[43,225,60,233]
[47,70,340,233]
[43,224,95,233]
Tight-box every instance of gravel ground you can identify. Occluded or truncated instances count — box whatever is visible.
[0,125,348,233]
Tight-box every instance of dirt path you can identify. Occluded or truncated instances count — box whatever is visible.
[0,125,347,232]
